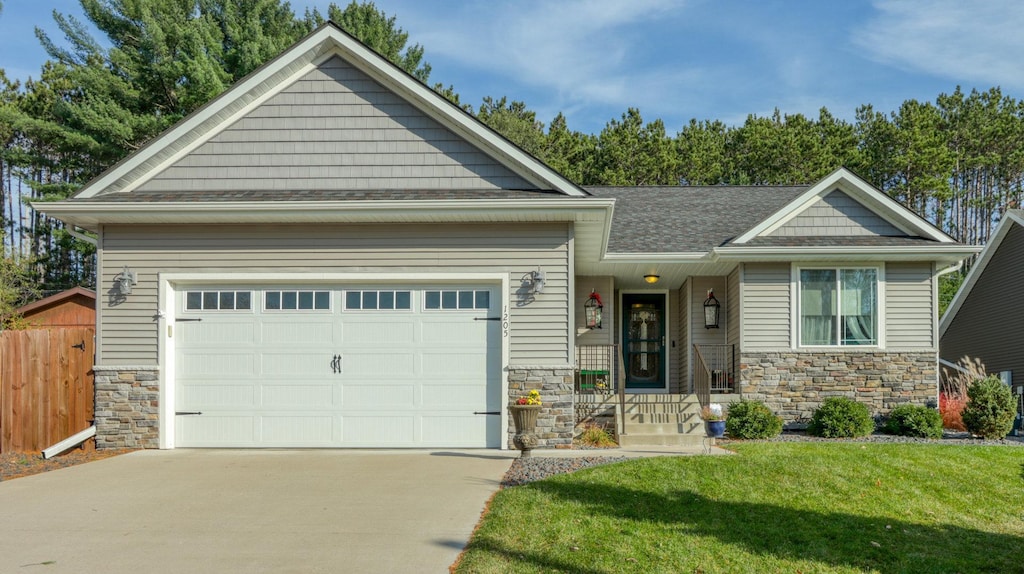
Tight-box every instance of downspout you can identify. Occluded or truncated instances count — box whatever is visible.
[42,426,97,459]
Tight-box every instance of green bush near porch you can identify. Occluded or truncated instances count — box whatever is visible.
[724,399,783,439]
[883,404,943,438]
[456,443,1024,573]
[807,397,875,438]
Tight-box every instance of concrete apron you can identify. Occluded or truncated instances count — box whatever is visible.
[0,449,517,574]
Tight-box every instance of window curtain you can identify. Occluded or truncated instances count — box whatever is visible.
[800,269,836,346]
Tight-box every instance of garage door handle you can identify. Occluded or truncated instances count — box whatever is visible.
[330,354,342,374]
[473,411,500,415]
[176,411,203,416]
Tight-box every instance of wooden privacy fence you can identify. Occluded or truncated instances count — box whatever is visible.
[0,327,95,453]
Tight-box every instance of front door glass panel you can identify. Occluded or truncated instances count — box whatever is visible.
[622,294,666,390]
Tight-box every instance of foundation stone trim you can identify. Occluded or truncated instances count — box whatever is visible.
[740,351,938,426]
[94,366,160,449]
[507,367,574,448]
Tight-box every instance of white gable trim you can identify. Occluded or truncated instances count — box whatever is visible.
[74,23,586,199]
[731,168,956,244]
[938,210,1024,336]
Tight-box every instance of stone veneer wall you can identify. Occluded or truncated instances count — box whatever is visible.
[93,366,160,449]
[740,351,938,426]
[507,367,574,448]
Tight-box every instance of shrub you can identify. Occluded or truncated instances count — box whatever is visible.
[883,404,943,439]
[961,376,1016,439]
[725,399,783,439]
[807,397,875,438]
[939,392,967,431]
[576,422,617,448]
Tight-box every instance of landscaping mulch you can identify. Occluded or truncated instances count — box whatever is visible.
[0,448,136,482]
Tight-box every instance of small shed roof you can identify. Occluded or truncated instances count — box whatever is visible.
[17,287,96,328]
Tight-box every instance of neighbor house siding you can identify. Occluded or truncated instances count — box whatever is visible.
[885,262,936,349]
[97,222,570,365]
[942,222,1024,380]
[741,263,791,349]
[136,56,536,193]
[770,190,906,237]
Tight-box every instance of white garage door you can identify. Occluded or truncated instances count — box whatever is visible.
[173,285,502,448]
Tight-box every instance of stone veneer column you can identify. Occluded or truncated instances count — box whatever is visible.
[93,366,160,449]
[739,351,938,426]
[507,366,574,448]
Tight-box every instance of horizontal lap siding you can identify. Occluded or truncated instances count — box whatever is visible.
[741,263,791,349]
[136,56,535,192]
[885,262,935,349]
[98,223,571,366]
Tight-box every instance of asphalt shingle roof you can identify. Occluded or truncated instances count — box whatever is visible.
[584,185,807,252]
[740,236,940,247]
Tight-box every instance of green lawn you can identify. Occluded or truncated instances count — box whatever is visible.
[456,443,1024,573]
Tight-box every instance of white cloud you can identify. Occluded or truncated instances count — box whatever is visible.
[855,0,1024,91]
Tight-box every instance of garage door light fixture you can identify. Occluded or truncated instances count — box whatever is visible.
[526,269,546,294]
[115,266,137,295]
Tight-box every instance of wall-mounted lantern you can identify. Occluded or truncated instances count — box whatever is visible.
[527,269,546,294]
[584,290,604,329]
[115,266,137,296]
[703,289,720,329]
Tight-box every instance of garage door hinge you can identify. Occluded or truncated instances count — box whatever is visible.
[474,317,501,321]
[473,411,500,415]
[176,318,203,322]
[175,411,203,416]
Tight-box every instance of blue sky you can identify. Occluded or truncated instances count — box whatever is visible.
[1,0,1023,135]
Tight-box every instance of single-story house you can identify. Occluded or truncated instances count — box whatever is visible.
[17,287,97,328]
[37,23,979,450]
[940,209,1024,397]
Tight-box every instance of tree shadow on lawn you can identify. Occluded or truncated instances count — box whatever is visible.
[525,479,1023,573]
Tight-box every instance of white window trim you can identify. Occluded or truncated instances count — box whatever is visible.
[422,289,492,312]
[791,263,886,350]
[183,289,255,313]
[342,289,414,312]
[262,289,333,313]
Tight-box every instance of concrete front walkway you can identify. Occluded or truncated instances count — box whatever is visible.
[0,449,516,573]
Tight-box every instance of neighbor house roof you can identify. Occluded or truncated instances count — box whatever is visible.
[939,208,1024,336]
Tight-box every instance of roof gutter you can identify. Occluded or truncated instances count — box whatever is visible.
[711,245,982,262]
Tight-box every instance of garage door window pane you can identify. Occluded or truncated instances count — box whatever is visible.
[396,291,411,309]
[236,292,251,310]
[379,291,394,309]
[298,291,314,310]
[315,291,330,310]
[458,291,474,309]
[186,292,202,310]
[219,292,235,310]
[266,292,281,310]
[475,291,490,309]
[425,291,441,309]
[203,292,218,309]
[442,291,457,309]
[346,291,361,309]
[282,291,297,309]
[363,291,378,309]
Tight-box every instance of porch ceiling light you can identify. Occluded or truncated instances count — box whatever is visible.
[704,289,720,329]
[643,274,660,284]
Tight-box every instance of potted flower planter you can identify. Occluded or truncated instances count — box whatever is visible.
[510,404,541,457]
[705,419,726,438]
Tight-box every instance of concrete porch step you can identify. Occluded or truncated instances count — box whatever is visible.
[624,412,702,424]
[623,421,704,435]
[618,433,711,447]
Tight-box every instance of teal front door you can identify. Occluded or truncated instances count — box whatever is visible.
[622,293,666,390]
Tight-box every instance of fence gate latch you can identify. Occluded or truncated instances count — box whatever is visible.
[71,340,85,351]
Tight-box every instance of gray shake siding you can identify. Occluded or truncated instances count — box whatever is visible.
[136,56,536,193]
[98,222,571,366]
[942,221,1024,379]
[770,191,906,237]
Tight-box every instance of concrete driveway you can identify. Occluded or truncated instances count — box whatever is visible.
[0,449,515,573]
